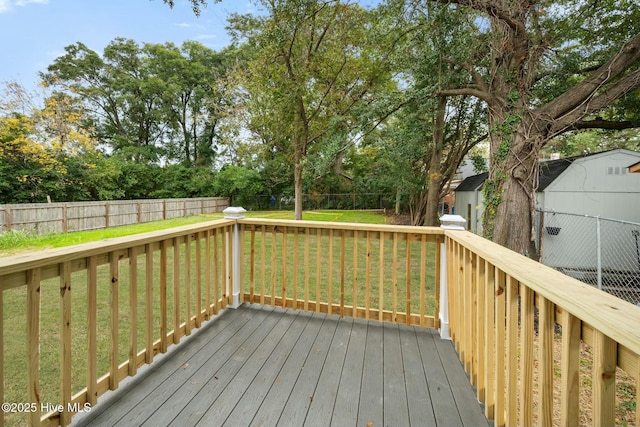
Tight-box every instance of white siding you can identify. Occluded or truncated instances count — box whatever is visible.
[541,150,640,222]
[454,190,483,234]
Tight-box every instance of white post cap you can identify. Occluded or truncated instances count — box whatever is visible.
[223,206,247,219]
[439,214,467,230]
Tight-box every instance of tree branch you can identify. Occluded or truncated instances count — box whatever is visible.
[436,87,495,106]
[569,118,640,131]
[548,67,640,136]
[539,31,640,121]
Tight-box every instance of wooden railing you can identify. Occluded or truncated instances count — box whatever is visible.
[446,229,640,427]
[1,215,639,426]
[0,219,235,427]
[238,218,443,327]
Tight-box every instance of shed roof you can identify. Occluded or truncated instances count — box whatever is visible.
[456,153,593,192]
[455,172,488,191]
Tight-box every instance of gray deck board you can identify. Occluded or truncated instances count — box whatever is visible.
[357,320,384,426]
[383,323,410,427]
[330,317,367,426]
[71,304,489,427]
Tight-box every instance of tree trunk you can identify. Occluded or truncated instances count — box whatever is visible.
[294,160,303,220]
[483,117,542,255]
[424,97,447,226]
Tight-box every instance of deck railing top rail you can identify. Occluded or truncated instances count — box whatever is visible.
[237,217,445,235]
[0,219,236,278]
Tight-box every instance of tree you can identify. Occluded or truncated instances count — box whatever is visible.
[0,114,65,203]
[213,165,264,206]
[421,0,640,254]
[230,0,392,220]
[367,0,486,225]
[147,42,234,167]
[41,39,234,167]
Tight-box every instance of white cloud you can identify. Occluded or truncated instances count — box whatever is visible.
[0,0,11,13]
[176,22,192,28]
[16,0,49,5]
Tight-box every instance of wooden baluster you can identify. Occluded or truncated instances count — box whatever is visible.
[184,235,191,335]
[405,234,412,326]
[340,229,346,318]
[249,228,255,304]
[352,230,359,318]
[520,284,534,427]
[538,297,554,427]
[505,275,518,427]
[160,240,168,352]
[592,329,617,426]
[293,228,299,309]
[282,226,287,308]
[87,256,98,406]
[0,276,4,427]
[560,310,580,427]
[419,234,427,327]
[391,233,398,323]
[129,247,138,375]
[494,269,506,427]
[476,256,486,403]
[109,252,119,391]
[195,233,202,327]
[60,262,72,426]
[483,262,495,420]
[145,244,154,363]
[27,268,41,426]
[378,231,384,322]
[173,237,181,344]
[304,228,310,311]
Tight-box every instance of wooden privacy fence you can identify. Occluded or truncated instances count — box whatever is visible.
[0,197,229,234]
[0,213,639,426]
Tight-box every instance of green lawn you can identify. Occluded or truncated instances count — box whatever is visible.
[0,210,388,255]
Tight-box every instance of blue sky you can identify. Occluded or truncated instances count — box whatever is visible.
[0,0,259,90]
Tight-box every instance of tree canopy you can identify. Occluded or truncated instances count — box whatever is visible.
[1,0,639,255]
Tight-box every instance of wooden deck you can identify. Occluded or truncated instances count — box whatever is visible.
[71,304,489,427]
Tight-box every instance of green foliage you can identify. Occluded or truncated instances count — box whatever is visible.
[213,165,264,206]
[41,38,234,167]
[469,153,488,174]
[151,164,217,198]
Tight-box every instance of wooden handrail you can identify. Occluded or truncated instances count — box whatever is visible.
[445,229,640,427]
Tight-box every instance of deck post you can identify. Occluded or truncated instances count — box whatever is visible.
[224,206,247,308]
[439,214,467,340]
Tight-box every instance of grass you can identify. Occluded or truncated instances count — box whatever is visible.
[0,210,388,256]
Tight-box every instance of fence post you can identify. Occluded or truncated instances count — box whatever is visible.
[439,214,467,340]
[5,206,11,232]
[224,207,246,308]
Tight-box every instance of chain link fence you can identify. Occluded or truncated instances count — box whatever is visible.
[232,193,396,212]
[535,209,640,305]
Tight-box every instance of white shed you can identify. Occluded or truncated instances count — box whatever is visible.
[455,149,640,233]
[454,149,640,275]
